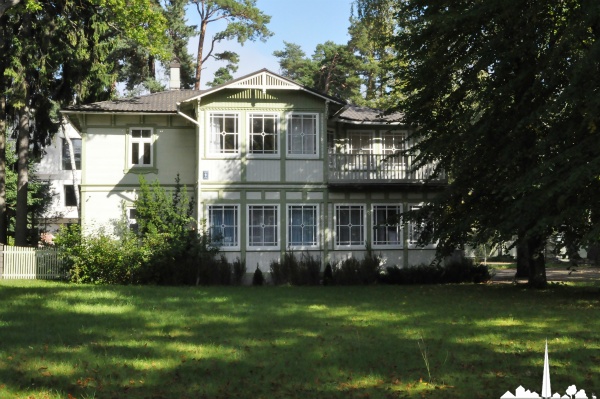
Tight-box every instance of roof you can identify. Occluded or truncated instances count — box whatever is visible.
[336,104,405,124]
[63,90,203,113]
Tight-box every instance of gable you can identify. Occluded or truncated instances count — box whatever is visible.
[199,88,326,110]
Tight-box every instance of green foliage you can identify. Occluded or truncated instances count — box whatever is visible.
[331,249,382,285]
[252,265,264,286]
[322,263,334,286]
[380,259,491,285]
[269,251,322,286]
[232,257,246,285]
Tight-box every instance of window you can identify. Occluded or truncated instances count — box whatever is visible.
[288,113,318,156]
[408,204,427,246]
[208,205,239,247]
[288,205,318,248]
[127,208,138,234]
[373,205,402,246]
[248,205,278,248]
[249,113,278,155]
[209,113,239,155]
[335,205,365,247]
[64,185,79,207]
[62,138,81,170]
[349,131,373,154]
[130,128,153,166]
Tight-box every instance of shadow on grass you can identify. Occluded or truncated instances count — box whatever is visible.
[0,282,599,398]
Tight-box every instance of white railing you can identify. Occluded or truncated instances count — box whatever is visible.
[1,245,65,280]
[328,154,444,182]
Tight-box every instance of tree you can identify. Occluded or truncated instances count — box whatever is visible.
[1,0,169,245]
[273,41,316,87]
[189,0,272,89]
[206,51,239,87]
[391,0,600,288]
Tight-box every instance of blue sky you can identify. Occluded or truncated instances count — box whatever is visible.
[186,0,354,87]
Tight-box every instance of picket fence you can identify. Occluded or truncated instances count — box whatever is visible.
[0,244,65,280]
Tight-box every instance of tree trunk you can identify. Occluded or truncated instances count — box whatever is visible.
[525,236,547,288]
[15,106,29,246]
[62,124,80,220]
[194,18,207,90]
[515,238,529,278]
[0,95,7,244]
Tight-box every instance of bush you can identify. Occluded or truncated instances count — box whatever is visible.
[331,249,382,285]
[232,257,246,285]
[252,266,264,286]
[322,263,334,285]
[380,258,491,285]
[270,251,322,286]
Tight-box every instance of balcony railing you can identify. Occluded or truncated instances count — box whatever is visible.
[328,153,445,184]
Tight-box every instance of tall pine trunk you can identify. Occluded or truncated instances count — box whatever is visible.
[15,106,29,246]
[0,95,6,244]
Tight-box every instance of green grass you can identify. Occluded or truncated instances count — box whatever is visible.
[0,281,599,398]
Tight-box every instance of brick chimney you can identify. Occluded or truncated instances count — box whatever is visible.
[169,58,181,90]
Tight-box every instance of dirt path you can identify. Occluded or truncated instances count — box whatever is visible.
[491,266,600,284]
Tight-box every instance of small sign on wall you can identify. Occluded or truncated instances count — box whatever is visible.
[202,171,209,180]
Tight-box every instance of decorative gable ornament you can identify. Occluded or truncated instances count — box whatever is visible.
[500,341,595,399]
[228,71,297,94]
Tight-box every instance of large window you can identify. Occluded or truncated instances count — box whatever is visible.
[130,128,153,167]
[208,205,239,247]
[249,113,279,155]
[408,204,427,246]
[288,205,318,248]
[248,205,278,248]
[335,205,365,247]
[287,113,318,156]
[209,113,239,155]
[62,138,81,170]
[373,205,402,246]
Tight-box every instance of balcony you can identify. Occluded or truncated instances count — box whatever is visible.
[328,153,446,188]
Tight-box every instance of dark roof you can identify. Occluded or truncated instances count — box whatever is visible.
[337,105,404,124]
[64,90,203,113]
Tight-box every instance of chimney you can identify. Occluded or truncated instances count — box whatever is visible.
[169,58,181,90]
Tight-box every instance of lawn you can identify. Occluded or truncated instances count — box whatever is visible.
[0,281,599,399]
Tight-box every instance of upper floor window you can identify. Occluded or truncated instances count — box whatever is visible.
[287,113,318,156]
[130,128,153,167]
[64,184,79,207]
[208,205,239,248]
[248,113,278,155]
[372,205,402,246]
[209,113,239,155]
[62,138,81,170]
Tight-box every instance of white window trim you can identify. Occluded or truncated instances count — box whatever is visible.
[286,112,319,159]
[334,204,366,250]
[206,204,241,251]
[286,203,320,250]
[246,204,280,251]
[206,111,241,158]
[246,112,280,158]
[371,203,403,249]
[129,127,154,168]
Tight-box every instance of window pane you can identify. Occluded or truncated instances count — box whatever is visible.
[131,130,142,138]
[64,185,77,206]
[131,143,139,165]
[143,143,151,164]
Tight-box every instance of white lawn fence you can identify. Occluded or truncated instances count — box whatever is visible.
[1,245,65,280]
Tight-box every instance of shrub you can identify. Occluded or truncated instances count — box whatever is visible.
[252,266,264,286]
[270,251,322,286]
[297,252,321,286]
[232,257,246,285]
[380,258,491,285]
[331,249,382,285]
[322,263,334,285]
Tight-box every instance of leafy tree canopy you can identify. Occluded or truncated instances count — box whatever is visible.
[390,0,600,287]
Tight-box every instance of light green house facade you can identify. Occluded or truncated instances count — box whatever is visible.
[63,69,445,273]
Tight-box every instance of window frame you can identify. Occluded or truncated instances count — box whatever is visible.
[63,184,79,207]
[61,138,82,170]
[334,204,366,249]
[247,204,280,250]
[407,203,436,249]
[247,112,280,158]
[128,127,154,168]
[207,204,240,250]
[127,207,138,234]
[207,112,241,157]
[372,204,403,248]
[286,112,319,158]
[287,204,319,250]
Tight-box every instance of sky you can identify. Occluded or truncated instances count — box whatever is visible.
[185,0,355,88]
